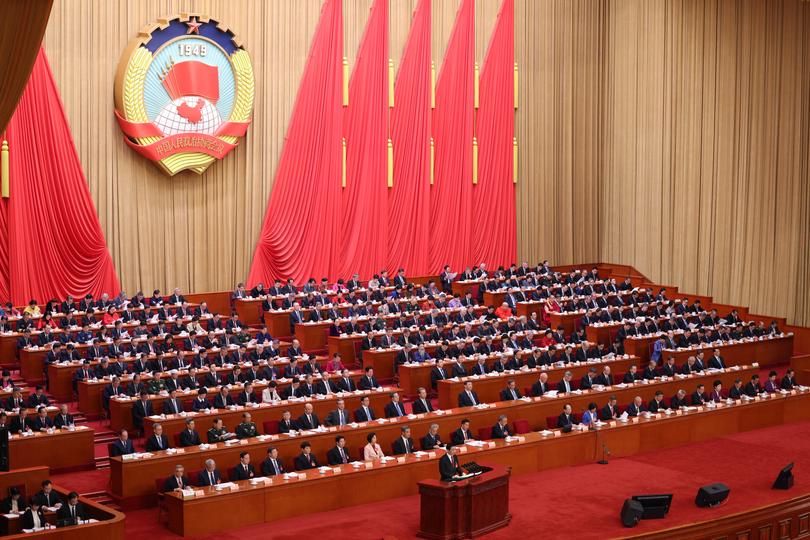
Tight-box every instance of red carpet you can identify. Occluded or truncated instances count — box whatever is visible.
[116,419,810,539]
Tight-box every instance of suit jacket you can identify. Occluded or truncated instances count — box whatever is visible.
[297,412,321,430]
[336,377,356,392]
[32,416,53,431]
[197,469,222,486]
[294,452,318,470]
[670,395,688,408]
[531,380,549,397]
[384,401,407,418]
[450,428,473,445]
[146,434,170,452]
[500,387,522,401]
[457,390,479,407]
[20,508,47,529]
[327,446,352,465]
[647,398,666,412]
[599,404,619,420]
[53,413,75,429]
[392,436,415,454]
[729,386,744,399]
[277,418,297,433]
[109,438,135,457]
[324,408,351,427]
[557,413,574,428]
[744,382,761,397]
[411,397,434,414]
[213,394,234,408]
[354,406,375,422]
[594,374,614,386]
[261,457,286,476]
[232,463,255,480]
[491,423,511,439]
[626,403,643,417]
[358,376,380,390]
[163,398,183,415]
[691,391,707,405]
[421,432,443,450]
[163,475,190,491]
[439,453,462,481]
[430,366,449,388]
[556,380,573,394]
[56,502,86,524]
[179,429,201,447]
[709,356,726,369]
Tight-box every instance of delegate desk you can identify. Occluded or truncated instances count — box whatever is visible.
[400,355,638,398]
[162,390,810,536]
[435,356,640,408]
[82,366,360,420]
[437,365,757,411]
[9,426,95,471]
[624,333,793,364]
[140,386,400,441]
[112,369,749,507]
[0,485,125,539]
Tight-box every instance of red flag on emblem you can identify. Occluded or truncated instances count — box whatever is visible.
[161,61,219,103]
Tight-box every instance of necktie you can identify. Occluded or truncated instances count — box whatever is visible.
[273,460,279,474]
[178,477,182,488]
[364,407,370,420]
[511,390,517,399]
[422,399,428,411]
[307,414,312,426]
[157,436,162,449]
[339,411,345,425]
[340,447,346,463]
[71,505,75,520]
[468,391,475,405]
[209,472,214,485]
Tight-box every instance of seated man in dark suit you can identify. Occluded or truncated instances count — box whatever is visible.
[179,419,202,447]
[411,387,435,414]
[599,396,620,421]
[163,464,190,491]
[557,404,574,428]
[421,423,444,450]
[358,367,381,390]
[232,451,255,480]
[728,379,744,399]
[197,458,222,486]
[451,418,474,445]
[294,441,318,470]
[594,366,614,386]
[324,399,351,427]
[56,491,86,525]
[648,391,666,412]
[642,360,658,380]
[500,379,522,401]
[31,407,53,432]
[261,447,286,476]
[354,396,376,422]
[430,360,450,389]
[457,382,480,407]
[336,369,357,392]
[146,423,171,452]
[53,404,75,429]
[531,373,550,397]
[781,369,796,390]
[109,429,135,457]
[297,403,321,430]
[670,389,688,409]
[556,371,574,394]
[691,384,707,405]
[392,426,415,454]
[28,386,49,408]
[744,374,762,397]
[622,365,640,383]
[384,392,407,418]
[327,436,352,465]
[490,415,511,439]
[626,396,644,417]
[213,387,235,409]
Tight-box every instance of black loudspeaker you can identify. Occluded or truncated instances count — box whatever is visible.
[632,494,673,519]
[621,498,644,527]
[0,428,8,472]
[695,483,730,507]
[773,463,794,490]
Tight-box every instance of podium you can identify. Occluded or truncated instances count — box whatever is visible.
[417,463,511,539]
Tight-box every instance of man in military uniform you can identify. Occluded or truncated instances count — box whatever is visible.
[235,412,258,439]
[206,417,235,443]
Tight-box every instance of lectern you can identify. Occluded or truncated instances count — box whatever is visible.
[417,463,511,539]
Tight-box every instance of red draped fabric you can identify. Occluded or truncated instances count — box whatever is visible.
[428,0,475,274]
[472,0,516,268]
[247,0,344,285]
[0,49,119,304]
[339,0,389,279]
[388,0,432,276]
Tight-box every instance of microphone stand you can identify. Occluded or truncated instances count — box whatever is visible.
[592,422,610,465]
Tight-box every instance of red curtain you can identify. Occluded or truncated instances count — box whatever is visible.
[388,0,432,276]
[0,49,119,304]
[428,0,475,274]
[247,0,344,285]
[472,0,516,268]
[339,0,389,279]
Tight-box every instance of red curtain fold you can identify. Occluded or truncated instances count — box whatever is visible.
[247,0,344,285]
[472,0,516,268]
[0,49,119,304]
[388,0,432,277]
[0,195,9,301]
[428,0,475,274]
[339,0,389,279]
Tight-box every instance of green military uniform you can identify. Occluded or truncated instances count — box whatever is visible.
[235,421,257,439]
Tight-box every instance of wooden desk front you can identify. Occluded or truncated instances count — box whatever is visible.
[9,427,94,471]
[163,391,810,536]
[624,334,792,365]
